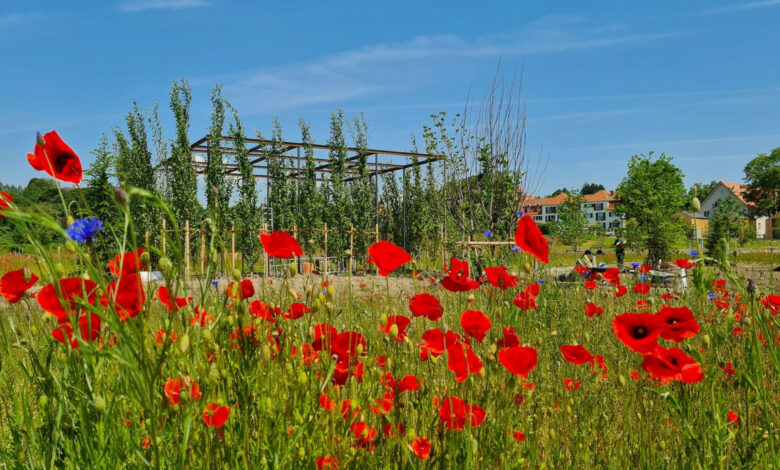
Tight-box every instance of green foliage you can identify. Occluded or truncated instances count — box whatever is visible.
[552,191,588,251]
[743,147,780,217]
[297,119,324,250]
[615,152,688,264]
[266,119,294,231]
[706,196,747,258]
[168,79,202,232]
[688,180,719,200]
[547,187,570,198]
[349,114,373,255]
[324,110,350,255]
[229,106,260,273]
[580,182,605,195]
[205,85,232,241]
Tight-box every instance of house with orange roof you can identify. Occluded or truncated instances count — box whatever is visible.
[521,189,622,232]
[693,181,772,239]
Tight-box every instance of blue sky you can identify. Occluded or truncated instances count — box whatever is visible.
[1,0,779,196]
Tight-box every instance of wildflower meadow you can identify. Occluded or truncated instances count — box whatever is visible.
[0,131,777,469]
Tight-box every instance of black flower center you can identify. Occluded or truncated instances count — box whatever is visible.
[632,326,648,339]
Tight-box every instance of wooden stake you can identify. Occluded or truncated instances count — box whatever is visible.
[324,223,329,275]
[200,226,206,276]
[375,223,380,276]
[231,222,236,273]
[161,219,167,256]
[349,224,354,275]
[263,223,269,278]
[184,220,190,279]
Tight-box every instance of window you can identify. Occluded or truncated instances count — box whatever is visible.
[592,203,604,211]
[704,211,710,218]
[545,215,556,222]
[545,206,557,214]
[533,216,542,221]
[596,212,606,221]
[588,213,593,218]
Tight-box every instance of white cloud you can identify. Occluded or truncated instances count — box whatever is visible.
[118,0,210,13]
[703,0,780,14]
[218,17,689,114]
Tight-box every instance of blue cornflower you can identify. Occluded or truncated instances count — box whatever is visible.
[770,247,775,252]
[631,262,640,268]
[66,217,103,243]
[707,292,718,300]
[689,250,699,257]
[512,246,523,252]
[483,230,493,239]
[517,210,525,218]
[639,274,647,281]
[537,279,546,285]
[211,280,219,286]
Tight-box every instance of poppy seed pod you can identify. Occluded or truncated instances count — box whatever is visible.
[140,251,150,267]
[159,257,173,274]
[326,286,335,301]
[178,334,190,354]
[114,187,129,208]
[232,269,242,282]
[691,197,701,212]
[288,264,297,277]
[94,396,106,412]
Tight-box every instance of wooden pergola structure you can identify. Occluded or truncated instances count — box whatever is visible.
[183,134,446,249]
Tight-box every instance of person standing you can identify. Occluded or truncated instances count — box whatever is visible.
[614,238,626,268]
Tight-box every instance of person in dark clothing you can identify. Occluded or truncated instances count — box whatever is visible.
[614,238,626,267]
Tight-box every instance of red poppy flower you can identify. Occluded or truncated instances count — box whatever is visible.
[410,436,431,460]
[350,422,378,448]
[560,344,594,365]
[51,312,101,348]
[371,394,395,415]
[382,422,404,438]
[583,302,604,318]
[615,284,628,297]
[612,312,664,353]
[634,283,651,295]
[164,376,202,405]
[563,378,581,391]
[602,267,620,286]
[332,331,367,362]
[203,403,230,428]
[379,315,411,342]
[154,328,177,346]
[514,215,549,264]
[397,374,423,393]
[513,289,537,311]
[442,257,480,292]
[260,231,303,258]
[226,279,255,300]
[656,306,699,343]
[727,411,739,424]
[483,266,519,290]
[583,280,597,290]
[0,192,13,217]
[0,269,38,303]
[282,302,311,320]
[438,395,486,431]
[498,346,538,379]
[249,300,278,322]
[103,273,145,321]
[409,292,443,321]
[641,346,704,384]
[190,305,214,327]
[460,310,491,342]
[512,431,526,441]
[368,241,412,276]
[155,286,191,313]
[639,265,652,274]
[319,393,335,411]
[761,295,779,315]
[27,131,82,184]
[108,249,147,276]
[37,278,98,321]
[497,326,520,349]
[447,341,483,382]
[312,323,338,352]
[722,362,736,376]
[419,328,465,360]
[674,259,696,269]
[574,265,590,275]
[316,456,339,469]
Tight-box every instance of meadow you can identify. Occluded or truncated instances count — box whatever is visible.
[0,133,778,469]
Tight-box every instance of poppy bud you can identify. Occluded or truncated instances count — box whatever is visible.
[691,197,701,212]
[227,315,235,326]
[702,334,711,347]
[326,286,335,301]
[548,429,556,439]
[287,287,297,299]
[318,293,326,305]
[202,329,211,342]
[305,285,313,299]
[66,215,75,227]
[286,363,294,375]
[298,447,305,461]
[159,257,172,274]
[523,263,532,275]
[478,368,486,378]
[356,344,364,356]
[584,333,590,342]
[54,263,65,276]
[265,397,273,412]
[311,299,321,313]
[636,412,642,421]
[536,337,543,346]
[488,344,497,355]
[470,437,478,454]
[82,272,91,281]
[344,249,352,256]
[325,302,335,314]
[94,395,106,412]
[297,371,308,385]
[210,248,218,263]
[208,367,219,384]
[231,269,241,282]
[406,428,417,439]
[380,313,388,324]
[140,251,150,267]
[658,440,666,451]
[467,294,475,303]
[389,324,399,339]
[618,375,627,387]
[262,345,271,362]
[114,187,129,208]
[65,241,77,253]
[288,264,297,277]
[178,334,190,354]
[566,405,572,415]
[38,395,48,409]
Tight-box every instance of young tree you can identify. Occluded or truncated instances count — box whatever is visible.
[614,152,688,264]
[169,79,201,231]
[349,114,373,256]
[266,118,294,231]
[229,106,261,273]
[743,147,780,217]
[706,196,747,259]
[553,192,588,251]
[85,135,119,230]
[206,85,232,239]
[326,110,350,255]
[297,119,323,250]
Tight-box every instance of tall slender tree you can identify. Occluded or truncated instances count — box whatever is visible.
[206,85,232,241]
[169,79,201,231]
[326,110,350,255]
[266,118,293,230]
[229,106,261,273]
[298,119,323,248]
[349,114,372,256]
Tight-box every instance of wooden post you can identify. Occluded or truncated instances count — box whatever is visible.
[231,222,236,273]
[200,226,206,276]
[323,223,329,275]
[349,225,354,275]
[375,223,380,276]
[263,223,269,278]
[161,219,167,256]
[184,220,190,279]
